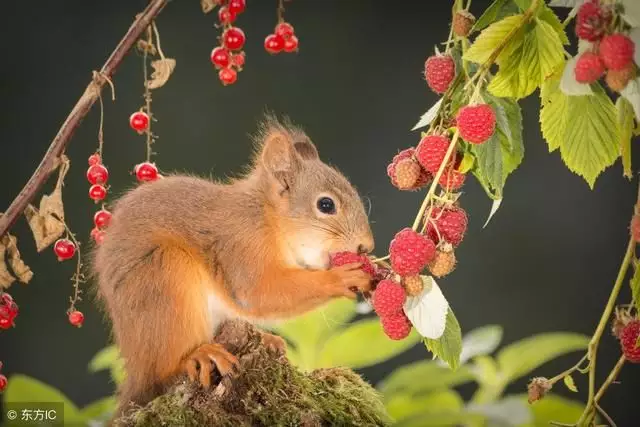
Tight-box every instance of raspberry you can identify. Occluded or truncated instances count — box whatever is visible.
[381,311,412,340]
[605,63,636,92]
[415,134,453,174]
[618,319,640,363]
[424,54,455,94]
[387,148,431,191]
[574,52,605,83]
[600,34,635,71]
[0,374,6,392]
[453,10,475,37]
[575,1,611,41]
[631,215,640,243]
[330,251,376,277]
[428,249,457,277]
[394,158,422,190]
[402,275,424,296]
[373,279,406,317]
[456,104,496,144]
[425,206,468,247]
[438,167,466,190]
[390,228,436,276]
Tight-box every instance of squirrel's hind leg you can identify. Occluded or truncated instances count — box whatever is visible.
[182,342,239,388]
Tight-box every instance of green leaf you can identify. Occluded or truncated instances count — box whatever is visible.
[317,318,421,370]
[487,19,565,99]
[472,0,521,33]
[540,74,620,188]
[89,345,120,373]
[617,96,635,179]
[514,394,584,427]
[460,325,504,364]
[471,355,500,387]
[270,298,357,370]
[378,361,474,396]
[465,15,524,65]
[111,358,126,387]
[424,308,463,371]
[630,260,640,312]
[458,151,476,173]
[538,4,570,45]
[563,374,578,392]
[385,390,464,422]
[395,411,485,427]
[496,332,589,383]
[467,396,533,425]
[3,374,85,424]
[81,396,117,421]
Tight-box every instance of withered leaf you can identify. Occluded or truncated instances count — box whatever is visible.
[0,241,17,288]
[200,0,217,14]
[146,58,176,90]
[136,39,157,56]
[1,235,33,285]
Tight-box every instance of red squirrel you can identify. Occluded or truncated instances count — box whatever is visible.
[92,117,375,412]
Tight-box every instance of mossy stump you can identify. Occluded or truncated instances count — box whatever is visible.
[115,320,390,427]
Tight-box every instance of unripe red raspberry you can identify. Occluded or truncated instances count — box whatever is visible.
[373,279,406,317]
[438,167,466,191]
[415,134,453,174]
[631,215,640,243]
[599,34,635,71]
[605,63,636,92]
[618,319,640,363]
[330,251,376,277]
[390,228,436,276]
[456,104,496,144]
[574,52,605,83]
[425,206,468,247]
[575,0,611,41]
[428,249,457,278]
[0,374,7,392]
[394,158,422,190]
[387,148,431,191]
[402,275,424,296]
[453,10,475,37]
[381,311,412,340]
[424,54,455,94]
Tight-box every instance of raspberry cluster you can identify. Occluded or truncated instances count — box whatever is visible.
[210,0,247,85]
[373,280,412,340]
[0,361,6,392]
[0,293,18,330]
[87,153,109,204]
[573,1,637,91]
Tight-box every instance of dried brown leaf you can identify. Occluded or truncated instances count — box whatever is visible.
[200,0,218,14]
[146,58,176,90]
[0,241,17,288]
[136,39,157,56]
[1,235,33,284]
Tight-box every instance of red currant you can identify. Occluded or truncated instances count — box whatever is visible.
[223,27,246,51]
[275,22,295,39]
[218,6,236,24]
[86,164,109,185]
[135,162,159,182]
[68,310,84,327]
[211,46,231,68]
[219,67,238,85]
[0,374,6,392]
[0,317,12,330]
[283,35,299,53]
[91,228,106,245]
[54,238,76,261]
[231,52,245,69]
[228,0,246,14]
[129,111,150,132]
[93,209,112,228]
[89,184,107,202]
[88,153,101,166]
[264,34,285,54]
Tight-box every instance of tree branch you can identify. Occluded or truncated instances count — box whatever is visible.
[0,0,168,238]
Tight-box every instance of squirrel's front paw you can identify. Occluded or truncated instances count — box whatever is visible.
[182,342,240,389]
[330,262,373,299]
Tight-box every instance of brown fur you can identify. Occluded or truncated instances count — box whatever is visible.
[92,116,374,414]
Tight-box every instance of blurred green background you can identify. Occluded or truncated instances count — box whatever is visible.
[0,0,638,425]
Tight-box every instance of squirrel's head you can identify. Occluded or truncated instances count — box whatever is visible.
[253,117,374,270]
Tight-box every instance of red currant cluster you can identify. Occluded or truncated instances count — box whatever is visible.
[210,0,247,85]
[0,292,18,330]
[264,22,298,54]
[87,153,109,204]
[0,361,7,393]
[129,112,160,183]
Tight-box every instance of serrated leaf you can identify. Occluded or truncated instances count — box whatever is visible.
[560,56,593,96]
[472,133,504,192]
[317,318,421,369]
[540,74,620,188]
[496,332,589,382]
[465,15,524,65]
[412,98,443,131]
[630,260,640,312]
[378,361,474,396]
[548,0,581,7]
[459,325,503,364]
[483,198,503,228]
[617,97,635,179]
[404,276,449,339]
[621,77,640,121]
[563,374,578,392]
[473,0,521,33]
[424,308,463,371]
[538,4,570,45]
[488,19,565,99]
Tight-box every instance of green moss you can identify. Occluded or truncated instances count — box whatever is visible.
[115,321,390,427]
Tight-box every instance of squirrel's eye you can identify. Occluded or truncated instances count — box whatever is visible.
[316,197,336,215]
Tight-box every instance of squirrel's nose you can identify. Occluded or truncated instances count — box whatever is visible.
[356,235,375,255]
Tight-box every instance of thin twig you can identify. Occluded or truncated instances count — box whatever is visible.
[0,0,168,239]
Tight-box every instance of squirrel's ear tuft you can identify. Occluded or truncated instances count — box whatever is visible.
[293,140,319,161]
[260,129,298,190]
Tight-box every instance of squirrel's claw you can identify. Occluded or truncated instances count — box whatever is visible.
[182,342,240,389]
